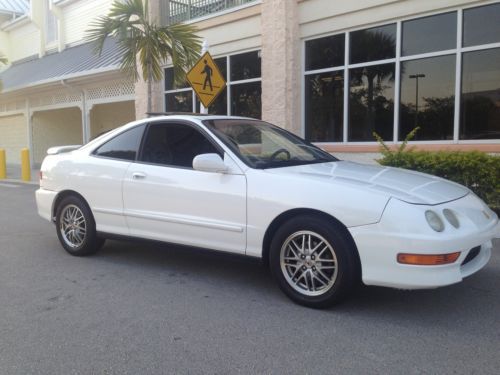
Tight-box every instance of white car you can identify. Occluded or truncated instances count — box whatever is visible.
[36,115,499,308]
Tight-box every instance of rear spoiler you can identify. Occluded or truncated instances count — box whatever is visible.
[47,145,82,155]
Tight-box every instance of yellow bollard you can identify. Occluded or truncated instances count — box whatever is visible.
[21,148,31,182]
[0,149,6,179]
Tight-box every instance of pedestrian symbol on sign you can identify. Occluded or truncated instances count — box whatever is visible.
[201,60,213,91]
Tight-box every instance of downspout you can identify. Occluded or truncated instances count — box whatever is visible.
[61,79,90,143]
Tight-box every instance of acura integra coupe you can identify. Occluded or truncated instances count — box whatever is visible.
[36,115,499,308]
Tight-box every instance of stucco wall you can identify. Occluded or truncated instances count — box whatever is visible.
[0,114,27,164]
[32,108,82,164]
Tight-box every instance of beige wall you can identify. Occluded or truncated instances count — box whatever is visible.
[90,101,135,138]
[0,114,27,164]
[8,22,40,62]
[63,0,113,46]
[32,108,82,164]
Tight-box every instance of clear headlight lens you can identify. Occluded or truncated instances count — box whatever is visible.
[443,209,460,229]
[425,210,445,232]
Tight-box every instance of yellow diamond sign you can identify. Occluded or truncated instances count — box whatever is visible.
[186,52,226,108]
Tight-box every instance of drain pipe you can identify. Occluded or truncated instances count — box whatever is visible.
[61,79,90,143]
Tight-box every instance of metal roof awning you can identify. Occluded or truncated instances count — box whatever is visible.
[0,38,123,93]
[0,0,28,15]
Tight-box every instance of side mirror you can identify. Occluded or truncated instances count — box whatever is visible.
[192,153,228,173]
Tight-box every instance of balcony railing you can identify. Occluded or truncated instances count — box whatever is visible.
[163,0,257,25]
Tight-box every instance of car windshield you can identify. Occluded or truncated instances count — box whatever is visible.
[203,119,337,169]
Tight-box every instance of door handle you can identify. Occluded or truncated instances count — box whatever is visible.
[132,172,146,180]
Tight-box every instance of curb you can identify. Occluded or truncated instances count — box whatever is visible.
[0,178,39,186]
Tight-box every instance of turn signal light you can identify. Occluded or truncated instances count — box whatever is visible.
[397,252,460,265]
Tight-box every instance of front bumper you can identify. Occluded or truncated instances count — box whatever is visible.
[349,194,499,289]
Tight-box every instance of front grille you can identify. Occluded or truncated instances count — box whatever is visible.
[461,246,481,266]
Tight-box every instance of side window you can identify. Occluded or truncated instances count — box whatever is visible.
[140,123,220,168]
[94,125,145,161]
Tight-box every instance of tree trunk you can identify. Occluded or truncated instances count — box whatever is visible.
[147,69,152,115]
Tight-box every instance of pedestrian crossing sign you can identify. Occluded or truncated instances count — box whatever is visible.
[186,52,226,108]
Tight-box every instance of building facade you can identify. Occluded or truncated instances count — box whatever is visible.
[1,0,499,166]
[154,0,500,157]
[0,0,135,165]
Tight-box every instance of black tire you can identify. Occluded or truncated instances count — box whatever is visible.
[269,215,360,308]
[55,195,105,256]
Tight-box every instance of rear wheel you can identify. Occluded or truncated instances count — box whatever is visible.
[269,215,359,308]
[55,196,104,256]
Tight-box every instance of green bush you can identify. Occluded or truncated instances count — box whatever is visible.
[374,130,500,212]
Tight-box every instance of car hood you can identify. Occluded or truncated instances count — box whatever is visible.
[265,161,469,205]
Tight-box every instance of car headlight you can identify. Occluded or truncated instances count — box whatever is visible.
[443,209,460,229]
[425,210,445,232]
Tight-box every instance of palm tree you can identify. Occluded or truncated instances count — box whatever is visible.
[86,0,201,113]
[0,53,7,92]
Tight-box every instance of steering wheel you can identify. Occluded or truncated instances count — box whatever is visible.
[269,148,291,161]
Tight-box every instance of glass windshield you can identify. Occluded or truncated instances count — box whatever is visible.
[203,119,337,169]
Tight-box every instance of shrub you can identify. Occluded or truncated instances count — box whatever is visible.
[374,130,500,213]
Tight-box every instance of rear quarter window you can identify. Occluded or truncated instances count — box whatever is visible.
[93,125,145,161]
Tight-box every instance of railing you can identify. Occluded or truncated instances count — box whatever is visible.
[163,0,257,24]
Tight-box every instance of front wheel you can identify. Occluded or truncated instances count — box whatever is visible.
[55,196,104,256]
[269,215,359,308]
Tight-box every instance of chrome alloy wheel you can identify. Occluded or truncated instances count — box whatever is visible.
[280,230,338,297]
[59,204,87,249]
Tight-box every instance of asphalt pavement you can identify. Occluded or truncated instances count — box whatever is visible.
[0,182,499,374]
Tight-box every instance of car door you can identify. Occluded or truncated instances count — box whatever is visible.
[122,121,247,254]
[78,124,146,235]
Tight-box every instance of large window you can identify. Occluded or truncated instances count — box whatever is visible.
[304,3,500,143]
[165,50,262,119]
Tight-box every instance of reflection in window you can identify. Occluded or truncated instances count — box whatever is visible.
[214,57,227,79]
[305,34,345,71]
[164,67,189,91]
[463,3,500,47]
[94,125,145,161]
[460,48,500,140]
[165,92,192,113]
[350,24,396,64]
[400,55,455,140]
[230,51,261,81]
[305,72,344,142]
[349,63,395,141]
[231,82,262,119]
[402,12,456,56]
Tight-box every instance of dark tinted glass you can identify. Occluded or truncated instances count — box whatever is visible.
[164,67,189,91]
[350,24,396,64]
[460,48,500,140]
[94,125,145,161]
[305,34,345,71]
[400,55,455,141]
[349,63,395,141]
[165,91,193,112]
[463,3,500,47]
[402,12,456,56]
[305,71,344,142]
[231,82,262,119]
[230,51,261,81]
[141,123,219,167]
[214,57,227,79]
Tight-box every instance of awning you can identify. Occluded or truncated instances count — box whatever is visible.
[0,38,123,93]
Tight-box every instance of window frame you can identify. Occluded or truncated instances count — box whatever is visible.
[136,120,225,170]
[302,2,500,145]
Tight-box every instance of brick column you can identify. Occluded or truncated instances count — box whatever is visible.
[260,0,301,135]
[135,0,163,119]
